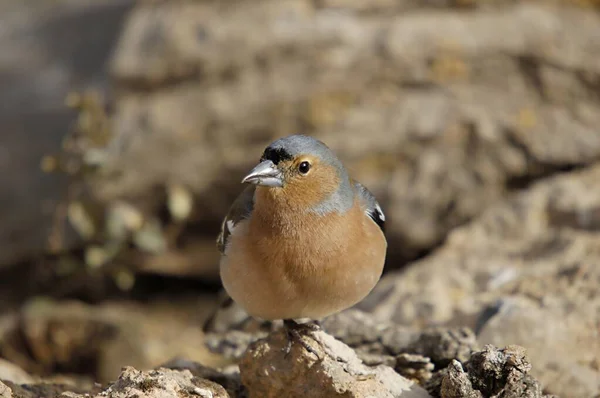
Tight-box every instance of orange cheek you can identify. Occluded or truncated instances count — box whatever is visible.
[282,165,340,208]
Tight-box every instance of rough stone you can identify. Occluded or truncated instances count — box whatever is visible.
[407,328,479,368]
[161,358,244,398]
[426,345,548,398]
[465,345,541,398]
[0,382,11,398]
[0,320,557,398]
[0,359,236,398]
[395,354,434,385]
[93,367,229,398]
[204,308,480,374]
[364,164,600,397]
[239,327,432,398]
[0,359,35,385]
[0,378,96,398]
[321,309,406,348]
[0,298,222,384]
[437,361,483,398]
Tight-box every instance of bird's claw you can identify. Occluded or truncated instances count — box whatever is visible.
[283,320,322,360]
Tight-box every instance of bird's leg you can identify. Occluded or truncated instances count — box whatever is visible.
[301,319,321,331]
[293,319,321,332]
[283,319,321,359]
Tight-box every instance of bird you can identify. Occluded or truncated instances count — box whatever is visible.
[214,134,387,355]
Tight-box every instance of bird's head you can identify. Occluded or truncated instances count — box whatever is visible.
[241,135,353,212]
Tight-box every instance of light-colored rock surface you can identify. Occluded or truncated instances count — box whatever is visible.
[0,359,35,385]
[89,367,229,398]
[239,327,432,398]
[361,164,600,397]
[0,381,11,398]
[62,0,600,277]
[0,317,561,398]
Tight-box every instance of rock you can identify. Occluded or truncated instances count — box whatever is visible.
[91,367,229,398]
[239,327,432,398]
[207,306,405,352]
[321,309,422,359]
[361,352,398,368]
[465,345,540,398]
[0,378,95,398]
[437,361,482,398]
[321,309,404,348]
[322,310,479,369]
[395,354,434,385]
[0,298,222,384]
[79,0,600,282]
[0,365,229,398]
[0,359,233,398]
[0,311,556,398]
[0,357,96,396]
[0,382,11,398]
[364,164,600,397]
[161,359,244,398]
[427,345,546,398]
[204,307,479,376]
[407,328,478,368]
[0,359,35,385]
[477,297,600,398]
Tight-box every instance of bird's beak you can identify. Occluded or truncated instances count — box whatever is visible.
[241,160,284,187]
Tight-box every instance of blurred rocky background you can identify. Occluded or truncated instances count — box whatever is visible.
[0,0,599,397]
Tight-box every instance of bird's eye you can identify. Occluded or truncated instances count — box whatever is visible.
[298,161,311,174]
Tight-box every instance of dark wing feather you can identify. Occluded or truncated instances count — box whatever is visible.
[354,181,385,232]
[209,186,256,331]
[216,184,256,254]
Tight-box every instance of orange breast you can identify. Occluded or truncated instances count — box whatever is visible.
[219,194,387,320]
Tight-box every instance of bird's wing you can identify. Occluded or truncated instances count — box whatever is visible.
[216,184,256,254]
[210,185,256,331]
[353,181,385,232]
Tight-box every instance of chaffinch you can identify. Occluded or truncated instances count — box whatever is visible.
[215,134,387,354]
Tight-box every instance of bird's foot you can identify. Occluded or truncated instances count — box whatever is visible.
[293,319,321,332]
[283,319,322,360]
